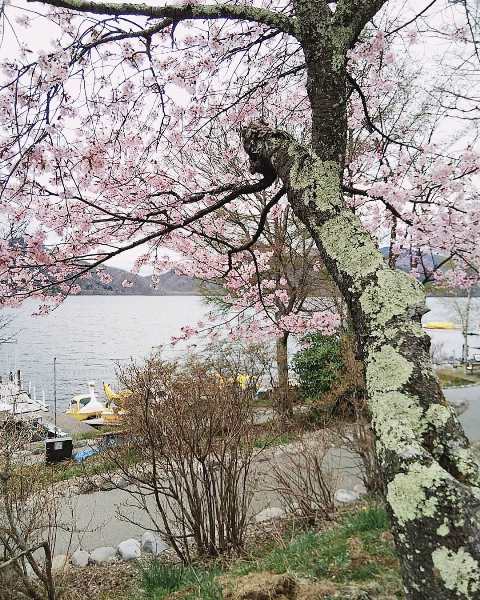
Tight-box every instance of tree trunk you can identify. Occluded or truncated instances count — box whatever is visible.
[242,121,480,599]
[275,331,291,417]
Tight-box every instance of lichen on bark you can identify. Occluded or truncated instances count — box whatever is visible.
[366,344,413,393]
[432,547,480,597]
[387,463,448,525]
[370,390,424,453]
[319,211,383,282]
[360,269,426,329]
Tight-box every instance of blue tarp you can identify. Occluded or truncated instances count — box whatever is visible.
[73,447,98,462]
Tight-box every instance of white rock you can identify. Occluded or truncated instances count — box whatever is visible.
[334,489,359,504]
[255,506,285,523]
[51,554,69,573]
[89,546,117,564]
[71,549,90,568]
[115,477,129,490]
[141,532,169,555]
[118,539,141,561]
[353,483,367,497]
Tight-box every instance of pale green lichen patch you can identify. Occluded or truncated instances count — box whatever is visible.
[450,447,480,482]
[383,322,425,341]
[288,151,341,211]
[366,345,413,394]
[327,26,351,71]
[432,547,480,597]
[387,463,449,525]
[370,391,425,452]
[360,269,425,328]
[319,211,384,280]
[426,404,453,429]
[437,522,450,536]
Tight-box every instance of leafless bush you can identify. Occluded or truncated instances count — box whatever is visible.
[309,336,383,495]
[0,419,60,600]
[430,341,448,366]
[270,434,337,525]
[103,357,260,563]
[328,403,383,496]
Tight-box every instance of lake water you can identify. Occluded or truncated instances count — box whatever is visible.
[0,296,209,410]
[1,295,480,440]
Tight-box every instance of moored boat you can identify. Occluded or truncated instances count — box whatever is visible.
[0,370,48,416]
[423,321,459,330]
[101,382,130,425]
[66,382,106,421]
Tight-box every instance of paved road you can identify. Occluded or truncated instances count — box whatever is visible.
[52,442,362,555]
[444,384,480,442]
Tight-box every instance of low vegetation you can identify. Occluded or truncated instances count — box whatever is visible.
[127,503,402,600]
[436,367,480,387]
[292,334,343,401]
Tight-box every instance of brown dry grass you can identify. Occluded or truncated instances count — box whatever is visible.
[59,562,137,600]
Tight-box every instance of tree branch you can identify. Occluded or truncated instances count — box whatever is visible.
[346,72,421,151]
[422,253,456,285]
[226,186,286,268]
[343,184,413,226]
[27,0,297,36]
[334,0,389,46]
[386,0,439,37]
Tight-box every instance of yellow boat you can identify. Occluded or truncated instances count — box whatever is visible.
[423,321,459,330]
[103,382,132,407]
[101,383,131,425]
[214,372,251,390]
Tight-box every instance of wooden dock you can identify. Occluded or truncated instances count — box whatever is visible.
[39,410,98,436]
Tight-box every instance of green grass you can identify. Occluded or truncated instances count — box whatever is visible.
[18,446,141,486]
[138,561,221,600]
[233,506,396,583]
[437,368,480,388]
[345,505,390,532]
[134,504,402,600]
[52,446,140,482]
[72,430,105,441]
[51,457,119,482]
[253,431,298,449]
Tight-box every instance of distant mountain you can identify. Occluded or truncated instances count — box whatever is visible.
[78,266,208,296]
[77,250,473,297]
[379,248,480,296]
[379,247,442,274]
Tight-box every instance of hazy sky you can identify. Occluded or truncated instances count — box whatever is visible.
[2,0,471,273]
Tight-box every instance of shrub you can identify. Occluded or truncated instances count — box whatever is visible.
[103,357,260,563]
[0,419,63,600]
[270,433,337,525]
[292,334,343,400]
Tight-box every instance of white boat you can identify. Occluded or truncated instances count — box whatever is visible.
[0,371,48,416]
[66,382,107,421]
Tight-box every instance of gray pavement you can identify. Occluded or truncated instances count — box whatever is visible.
[50,387,480,555]
[52,442,362,555]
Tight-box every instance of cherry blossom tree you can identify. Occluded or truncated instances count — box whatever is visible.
[2,0,480,596]
[162,129,340,415]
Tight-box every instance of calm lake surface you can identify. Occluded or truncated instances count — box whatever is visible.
[0,296,208,410]
[1,295,480,440]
